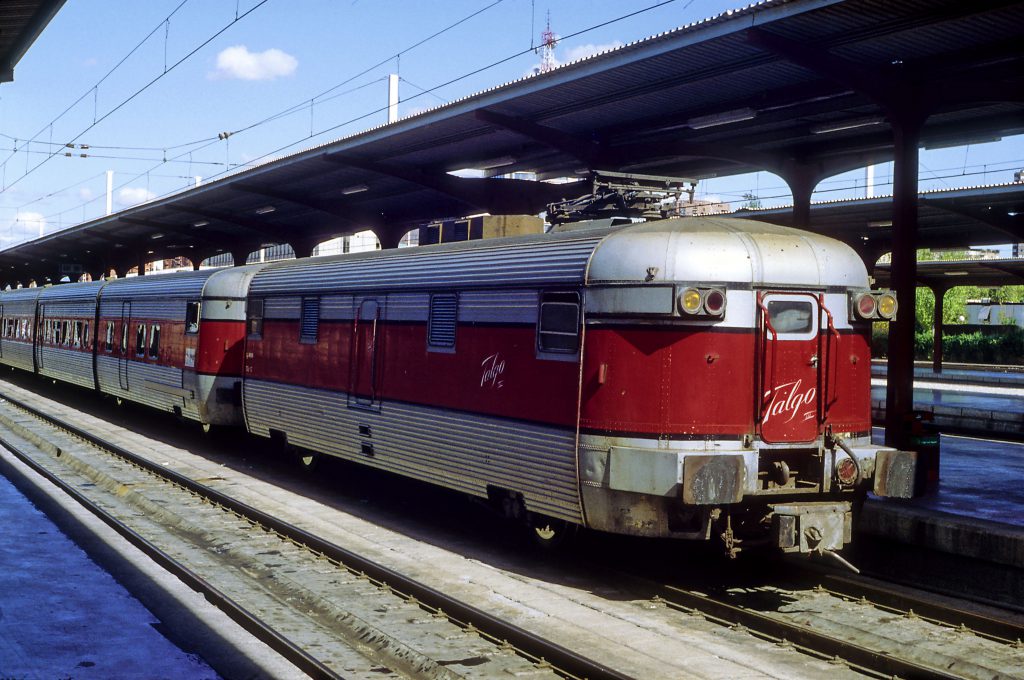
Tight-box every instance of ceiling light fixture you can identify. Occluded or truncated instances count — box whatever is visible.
[341,184,369,195]
[255,205,276,215]
[477,155,517,170]
[810,116,884,135]
[687,107,756,130]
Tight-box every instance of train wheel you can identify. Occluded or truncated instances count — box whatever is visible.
[528,515,577,550]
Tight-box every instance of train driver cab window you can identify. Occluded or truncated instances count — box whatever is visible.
[299,297,319,344]
[104,322,114,352]
[537,291,581,354]
[149,324,160,359]
[766,300,813,334]
[185,301,201,334]
[246,299,264,339]
[135,324,146,357]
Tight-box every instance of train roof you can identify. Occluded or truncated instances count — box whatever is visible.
[588,217,868,289]
[249,217,867,295]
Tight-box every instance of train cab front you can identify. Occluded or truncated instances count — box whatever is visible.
[578,220,922,558]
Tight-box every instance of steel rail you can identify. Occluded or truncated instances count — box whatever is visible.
[656,584,963,680]
[0,389,632,680]
[817,573,1024,643]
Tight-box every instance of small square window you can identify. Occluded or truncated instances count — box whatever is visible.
[538,292,581,354]
[247,299,264,339]
[185,302,201,334]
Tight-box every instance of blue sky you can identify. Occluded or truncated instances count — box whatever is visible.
[1,0,1020,250]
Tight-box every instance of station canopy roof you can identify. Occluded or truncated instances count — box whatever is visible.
[0,0,65,82]
[874,257,1024,291]
[736,181,1024,263]
[2,0,1023,284]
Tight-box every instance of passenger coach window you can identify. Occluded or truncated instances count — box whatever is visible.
[427,294,458,350]
[74,321,83,348]
[135,324,146,356]
[185,302,201,334]
[300,297,319,343]
[538,292,581,354]
[121,323,128,353]
[149,324,160,359]
[246,299,264,339]
[104,322,114,352]
[83,322,90,348]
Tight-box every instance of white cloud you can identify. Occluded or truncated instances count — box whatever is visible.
[118,187,155,207]
[78,187,94,202]
[210,45,298,81]
[563,41,624,63]
[527,40,624,76]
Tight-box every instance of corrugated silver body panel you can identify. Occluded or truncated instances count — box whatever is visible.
[96,354,185,413]
[250,230,611,296]
[2,340,34,372]
[244,380,582,523]
[0,288,42,372]
[38,346,93,389]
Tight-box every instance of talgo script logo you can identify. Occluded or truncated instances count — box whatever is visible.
[480,352,506,389]
[762,379,816,424]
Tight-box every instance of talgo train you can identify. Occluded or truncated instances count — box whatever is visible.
[0,216,918,556]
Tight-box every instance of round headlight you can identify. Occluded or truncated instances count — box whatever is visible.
[855,293,877,318]
[704,289,726,316]
[679,288,702,314]
[877,293,897,319]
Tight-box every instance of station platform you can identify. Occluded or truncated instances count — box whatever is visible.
[870,362,1024,436]
[859,428,1024,598]
[0,461,217,679]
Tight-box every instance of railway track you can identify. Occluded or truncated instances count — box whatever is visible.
[635,567,1024,680]
[0,390,629,680]
[3,377,1023,679]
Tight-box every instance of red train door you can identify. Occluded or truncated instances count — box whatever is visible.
[348,298,382,409]
[757,292,822,443]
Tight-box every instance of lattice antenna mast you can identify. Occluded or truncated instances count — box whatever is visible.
[540,11,557,73]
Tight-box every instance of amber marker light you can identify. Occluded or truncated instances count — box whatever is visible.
[679,288,702,314]
[877,293,897,319]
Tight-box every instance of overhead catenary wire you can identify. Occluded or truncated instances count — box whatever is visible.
[0,0,272,195]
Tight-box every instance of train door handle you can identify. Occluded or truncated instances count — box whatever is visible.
[808,355,819,367]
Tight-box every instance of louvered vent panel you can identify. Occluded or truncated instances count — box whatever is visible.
[428,294,457,348]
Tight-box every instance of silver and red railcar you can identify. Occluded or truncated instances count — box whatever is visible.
[0,266,261,428]
[0,216,914,554]
[241,216,916,555]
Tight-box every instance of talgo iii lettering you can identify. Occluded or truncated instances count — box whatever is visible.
[762,379,816,424]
